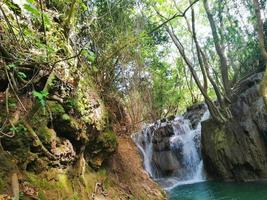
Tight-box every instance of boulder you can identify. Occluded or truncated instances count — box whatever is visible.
[183,103,207,129]
[152,151,181,176]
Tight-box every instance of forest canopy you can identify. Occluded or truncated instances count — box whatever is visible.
[1,0,267,127]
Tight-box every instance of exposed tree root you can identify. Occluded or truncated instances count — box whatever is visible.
[11,172,19,200]
[22,120,57,160]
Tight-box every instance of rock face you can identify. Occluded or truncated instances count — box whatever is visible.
[202,73,267,181]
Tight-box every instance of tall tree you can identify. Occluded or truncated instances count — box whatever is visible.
[253,0,267,62]
[203,0,230,97]
[166,26,225,122]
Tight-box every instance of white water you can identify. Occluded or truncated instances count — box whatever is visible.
[133,109,210,190]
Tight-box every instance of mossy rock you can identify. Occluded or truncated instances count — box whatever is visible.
[29,105,50,130]
[64,98,79,113]
[76,66,108,131]
[260,67,267,110]
[98,131,118,152]
[38,127,57,146]
[26,156,48,173]
[86,130,117,169]
[47,101,65,116]
[25,170,84,200]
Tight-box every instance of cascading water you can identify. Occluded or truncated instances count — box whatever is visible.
[133,106,210,189]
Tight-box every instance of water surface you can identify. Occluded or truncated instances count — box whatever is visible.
[169,181,267,200]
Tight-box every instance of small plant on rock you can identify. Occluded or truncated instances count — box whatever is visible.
[33,90,49,113]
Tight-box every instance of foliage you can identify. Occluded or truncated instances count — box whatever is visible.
[9,123,27,135]
[33,90,49,108]
[1,0,266,124]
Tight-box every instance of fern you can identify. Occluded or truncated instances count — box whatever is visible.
[33,90,49,108]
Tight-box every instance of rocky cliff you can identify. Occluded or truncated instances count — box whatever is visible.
[0,2,165,199]
[202,72,267,181]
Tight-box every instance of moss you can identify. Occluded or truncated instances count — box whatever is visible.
[62,113,71,121]
[1,125,32,167]
[73,193,81,200]
[64,98,78,112]
[62,114,80,130]
[260,67,267,110]
[38,127,56,145]
[26,172,53,190]
[26,172,73,193]
[38,191,46,200]
[47,101,65,116]
[99,130,118,151]
[0,175,6,192]
[26,171,80,200]
[8,97,17,109]
[43,72,56,92]
[86,131,117,169]
[214,127,227,151]
[57,174,73,190]
[26,154,49,172]
[30,106,49,129]
[76,66,108,131]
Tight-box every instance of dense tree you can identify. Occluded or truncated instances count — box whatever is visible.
[1,0,266,126]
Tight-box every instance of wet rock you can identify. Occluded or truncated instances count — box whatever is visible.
[152,125,174,152]
[193,134,201,158]
[160,118,167,123]
[170,136,184,161]
[152,151,180,175]
[183,103,207,129]
[167,115,175,121]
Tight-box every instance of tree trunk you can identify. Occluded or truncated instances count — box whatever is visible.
[166,26,225,122]
[203,0,230,96]
[183,5,208,94]
[253,0,267,62]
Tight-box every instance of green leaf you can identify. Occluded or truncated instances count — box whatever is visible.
[23,3,40,17]
[4,0,21,15]
[7,63,16,70]
[92,65,98,72]
[26,0,35,4]
[18,72,27,79]
[33,90,49,108]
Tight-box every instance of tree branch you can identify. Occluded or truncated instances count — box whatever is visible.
[149,0,200,34]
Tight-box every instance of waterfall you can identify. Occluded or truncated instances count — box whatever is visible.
[133,107,210,189]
